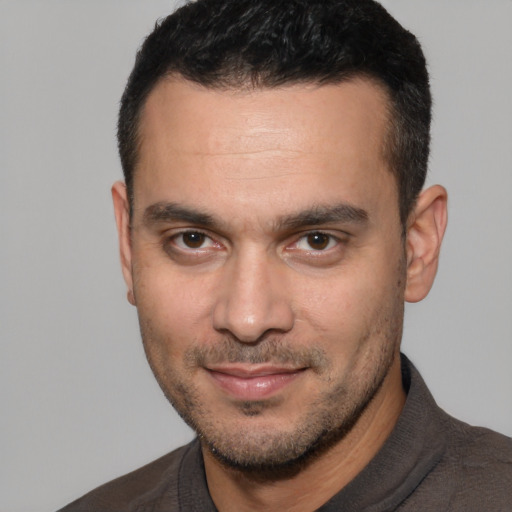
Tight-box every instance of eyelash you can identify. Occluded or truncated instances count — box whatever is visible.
[166,229,343,254]
[170,230,222,251]
[291,231,340,252]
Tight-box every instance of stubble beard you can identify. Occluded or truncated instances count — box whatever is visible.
[138,294,404,479]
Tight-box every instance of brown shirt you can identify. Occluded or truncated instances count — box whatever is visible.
[58,355,512,511]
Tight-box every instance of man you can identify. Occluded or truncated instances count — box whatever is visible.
[59,0,512,510]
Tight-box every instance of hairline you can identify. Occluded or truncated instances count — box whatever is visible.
[128,72,405,225]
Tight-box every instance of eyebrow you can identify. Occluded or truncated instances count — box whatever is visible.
[143,202,217,228]
[275,204,369,231]
[142,201,369,231]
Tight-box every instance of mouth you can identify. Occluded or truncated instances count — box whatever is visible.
[205,364,307,401]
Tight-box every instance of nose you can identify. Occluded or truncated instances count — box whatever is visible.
[212,249,294,343]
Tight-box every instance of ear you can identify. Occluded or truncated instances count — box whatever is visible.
[404,185,448,303]
[112,181,136,306]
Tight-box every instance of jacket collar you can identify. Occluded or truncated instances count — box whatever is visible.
[177,354,447,512]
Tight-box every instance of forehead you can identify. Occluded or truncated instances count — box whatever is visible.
[139,77,390,159]
[134,77,396,226]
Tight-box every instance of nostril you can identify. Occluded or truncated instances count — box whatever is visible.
[211,256,294,341]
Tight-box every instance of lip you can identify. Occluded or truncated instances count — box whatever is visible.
[206,365,306,401]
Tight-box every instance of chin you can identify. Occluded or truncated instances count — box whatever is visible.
[194,374,385,480]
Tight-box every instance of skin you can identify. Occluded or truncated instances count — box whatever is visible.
[113,77,447,512]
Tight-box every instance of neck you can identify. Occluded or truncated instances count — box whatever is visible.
[203,355,406,512]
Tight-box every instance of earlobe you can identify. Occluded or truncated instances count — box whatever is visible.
[404,185,448,303]
[112,181,136,306]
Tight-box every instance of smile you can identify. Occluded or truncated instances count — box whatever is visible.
[206,365,306,401]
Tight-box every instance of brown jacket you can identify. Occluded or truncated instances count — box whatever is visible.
[58,356,512,511]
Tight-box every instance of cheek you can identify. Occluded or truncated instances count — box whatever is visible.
[294,257,403,347]
[133,265,216,351]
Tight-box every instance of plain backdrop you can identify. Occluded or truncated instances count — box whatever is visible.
[1,1,511,511]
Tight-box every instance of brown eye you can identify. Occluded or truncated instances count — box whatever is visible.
[181,232,206,249]
[306,232,331,250]
[167,230,223,260]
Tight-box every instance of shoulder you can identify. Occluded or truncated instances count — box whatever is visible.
[57,441,196,512]
[414,412,512,509]
[398,357,512,509]
[442,414,512,483]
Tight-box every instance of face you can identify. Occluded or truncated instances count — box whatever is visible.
[117,78,408,470]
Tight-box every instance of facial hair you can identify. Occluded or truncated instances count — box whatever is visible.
[139,298,403,479]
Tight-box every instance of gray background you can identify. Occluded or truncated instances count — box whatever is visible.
[1,1,511,511]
